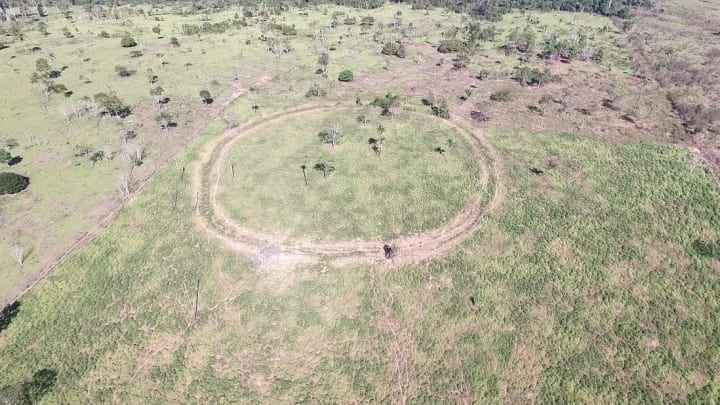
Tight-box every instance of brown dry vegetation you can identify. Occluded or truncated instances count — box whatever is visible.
[627,0,720,177]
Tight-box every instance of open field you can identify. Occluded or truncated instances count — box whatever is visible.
[0,2,682,302]
[215,107,482,240]
[1,0,720,403]
[1,109,719,402]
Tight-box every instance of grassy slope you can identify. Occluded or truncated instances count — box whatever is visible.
[217,109,481,240]
[1,115,718,402]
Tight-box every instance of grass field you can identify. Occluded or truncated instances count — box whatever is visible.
[0,1,661,302]
[216,108,482,241]
[1,103,719,401]
[2,1,720,403]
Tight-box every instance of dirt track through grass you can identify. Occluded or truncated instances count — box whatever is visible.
[192,104,503,267]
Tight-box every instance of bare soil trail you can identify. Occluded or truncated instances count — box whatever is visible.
[192,103,504,268]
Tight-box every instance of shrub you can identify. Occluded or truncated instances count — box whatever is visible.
[0,149,11,165]
[199,89,213,104]
[47,82,68,93]
[438,39,464,53]
[360,16,375,27]
[115,65,135,77]
[490,89,515,102]
[120,35,137,48]
[281,25,297,36]
[382,42,399,55]
[338,70,354,82]
[382,42,406,58]
[514,66,560,86]
[431,97,450,118]
[0,172,30,195]
[305,85,327,98]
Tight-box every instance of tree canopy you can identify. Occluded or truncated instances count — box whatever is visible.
[0,172,30,195]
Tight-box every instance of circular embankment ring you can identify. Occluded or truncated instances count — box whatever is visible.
[192,103,503,268]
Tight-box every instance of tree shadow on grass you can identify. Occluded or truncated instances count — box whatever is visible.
[0,368,57,404]
[0,301,20,333]
[692,239,720,258]
[8,156,22,166]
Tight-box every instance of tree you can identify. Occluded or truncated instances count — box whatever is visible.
[0,149,11,166]
[199,89,213,104]
[152,25,161,36]
[149,85,164,106]
[0,172,30,195]
[370,136,385,156]
[121,35,137,48]
[156,112,175,133]
[338,70,353,82]
[317,52,329,75]
[94,92,130,117]
[372,93,399,115]
[300,161,308,186]
[319,123,342,147]
[170,37,180,46]
[314,161,334,179]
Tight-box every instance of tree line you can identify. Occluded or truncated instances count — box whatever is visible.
[0,0,646,23]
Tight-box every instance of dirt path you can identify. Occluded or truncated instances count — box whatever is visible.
[191,104,504,268]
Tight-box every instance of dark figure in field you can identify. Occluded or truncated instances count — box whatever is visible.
[383,244,395,259]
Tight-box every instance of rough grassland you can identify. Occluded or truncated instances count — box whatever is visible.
[0,3,648,302]
[0,107,718,402]
[217,109,482,241]
[2,3,720,404]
